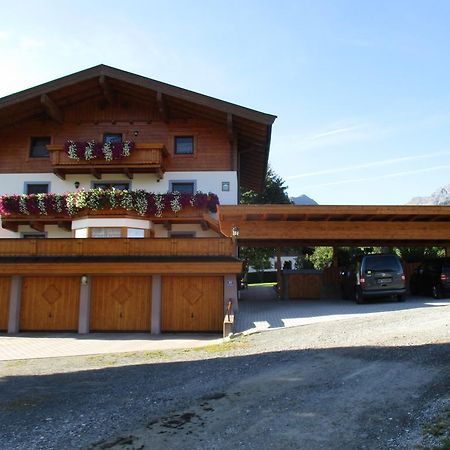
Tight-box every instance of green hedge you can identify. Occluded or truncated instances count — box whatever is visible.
[247,271,278,284]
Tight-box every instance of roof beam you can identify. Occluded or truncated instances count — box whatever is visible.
[98,75,115,105]
[156,91,169,123]
[227,113,235,144]
[40,94,64,124]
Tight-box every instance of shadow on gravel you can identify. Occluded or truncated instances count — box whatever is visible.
[0,342,449,449]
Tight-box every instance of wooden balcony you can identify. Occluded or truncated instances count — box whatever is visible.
[0,237,235,257]
[47,143,169,180]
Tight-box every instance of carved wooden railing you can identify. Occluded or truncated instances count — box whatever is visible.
[0,238,234,257]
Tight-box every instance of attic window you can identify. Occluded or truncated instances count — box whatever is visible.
[174,136,194,154]
[30,137,50,158]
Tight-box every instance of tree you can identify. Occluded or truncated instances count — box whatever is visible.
[394,246,445,263]
[240,167,291,205]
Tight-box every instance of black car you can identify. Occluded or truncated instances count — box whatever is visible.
[409,258,450,299]
[340,253,406,304]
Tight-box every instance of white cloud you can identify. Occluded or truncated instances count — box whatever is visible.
[300,164,450,190]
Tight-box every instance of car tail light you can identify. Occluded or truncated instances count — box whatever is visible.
[440,273,448,282]
[360,277,366,286]
[401,274,406,285]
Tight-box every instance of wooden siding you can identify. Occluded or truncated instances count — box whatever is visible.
[20,277,80,331]
[161,276,223,332]
[0,261,243,276]
[0,102,232,175]
[90,276,151,331]
[0,238,234,257]
[287,273,322,299]
[0,277,11,330]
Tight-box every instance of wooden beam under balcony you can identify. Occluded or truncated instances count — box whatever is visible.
[1,216,72,233]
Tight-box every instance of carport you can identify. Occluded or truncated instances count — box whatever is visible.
[218,204,450,302]
[217,204,450,331]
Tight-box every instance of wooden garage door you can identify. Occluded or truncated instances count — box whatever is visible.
[21,277,80,331]
[0,277,11,331]
[162,276,223,332]
[90,276,152,331]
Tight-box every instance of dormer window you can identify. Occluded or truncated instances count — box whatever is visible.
[30,137,50,158]
[174,136,194,154]
[103,133,122,143]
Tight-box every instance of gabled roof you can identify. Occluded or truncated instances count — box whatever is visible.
[0,65,276,191]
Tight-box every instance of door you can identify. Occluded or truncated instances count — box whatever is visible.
[20,277,80,331]
[0,277,11,331]
[162,276,223,332]
[90,276,152,331]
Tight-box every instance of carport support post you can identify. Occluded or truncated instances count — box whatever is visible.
[7,276,22,334]
[78,276,91,334]
[276,249,283,298]
[151,275,161,335]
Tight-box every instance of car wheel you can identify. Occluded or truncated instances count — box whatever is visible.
[355,288,365,304]
[432,285,442,299]
[397,294,405,302]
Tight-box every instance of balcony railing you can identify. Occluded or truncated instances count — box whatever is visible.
[47,143,169,179]
[0,238,234,257]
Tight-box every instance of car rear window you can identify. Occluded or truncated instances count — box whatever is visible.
[362,255,402,272]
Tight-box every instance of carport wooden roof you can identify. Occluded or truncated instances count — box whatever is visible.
[218,205,450,246]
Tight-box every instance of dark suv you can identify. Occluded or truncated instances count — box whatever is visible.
[409,258,450,299]
[340,254,406,303]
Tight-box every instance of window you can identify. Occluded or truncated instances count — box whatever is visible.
[127,228,145,238]
[30,137,50,158]
[170,181,195,194]
[103,133,122,143]
[93,181,130,191]
[174,136,194,154]
[25,183,50,195]
[21,232,46,239]
[222,181,230,192]
[169,231,196,238]
[91,228,122,238]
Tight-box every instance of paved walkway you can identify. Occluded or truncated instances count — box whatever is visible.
[235,285,450,333]
[0,333,221,361]
[2,287,448,361]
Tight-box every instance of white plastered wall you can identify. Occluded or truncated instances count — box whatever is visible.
[0,171,235,238]
[0,171,238,204]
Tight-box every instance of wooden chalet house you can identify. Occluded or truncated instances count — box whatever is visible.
[0,65,276,334]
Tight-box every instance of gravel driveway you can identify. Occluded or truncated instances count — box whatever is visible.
[0,302,449,449]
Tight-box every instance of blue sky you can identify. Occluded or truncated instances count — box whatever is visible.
[1,0,450,204]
